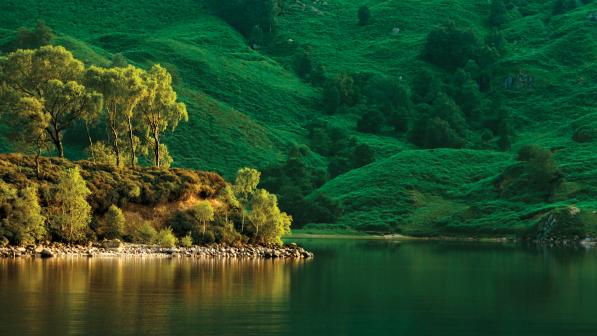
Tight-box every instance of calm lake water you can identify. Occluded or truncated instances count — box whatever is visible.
[1,239,597,336]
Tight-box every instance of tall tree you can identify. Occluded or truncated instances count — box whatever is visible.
[0,46,101,158]
[248,189,292,245]
[0,182,47,245]
[86,65,146,167]
[218,184,240,223]
[193,201,215,235]
[136,64,188,167]
[234,167,261,232]
[47,166,92,243]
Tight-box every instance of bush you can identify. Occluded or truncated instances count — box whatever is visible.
[100,204,126,239]
[133,222,157,244]
[357,109,385,134]
[495,145,564,200]
[358,5,371,25]
[179,234,193,247]
[0,183,46,245]
[9,21,53,51]
[154,227,177,247]
[422,22,481,70]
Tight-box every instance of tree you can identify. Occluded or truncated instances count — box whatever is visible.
[422,22,481,70]
[218,184,240,223]
[358,5,371,25]
[0,183,46,245]
[100,204,126,239]
[87,142,118,166]
[353,143,375,168]
[0,46,102,158]
[85,65,146,167]
[489,0,508,27]
[234,167,261,232]
[357,109,385,134]
[47,166,92,243]
[2,96,51,177]
[322,82,341,114]
[110,53,128,68]
[135,64,188,167]
[193,201,215,235]
[248,189,291,245]
[12,21,53,51]
[210,0,282,37]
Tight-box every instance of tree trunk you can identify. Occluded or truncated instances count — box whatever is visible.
[55,136,64,158]
[35,147,41,179]
[127,117,136,168]
[241,211,245,232]
[85,122,95,162]
[202,221,206,235]
[153,132,160,167]
[110,124,121,167]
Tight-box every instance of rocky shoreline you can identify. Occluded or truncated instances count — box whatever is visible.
[0,241,314,259]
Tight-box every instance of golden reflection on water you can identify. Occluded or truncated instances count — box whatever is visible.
[0,257,306,335]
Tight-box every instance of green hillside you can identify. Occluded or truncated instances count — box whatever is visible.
[1,0,597,238]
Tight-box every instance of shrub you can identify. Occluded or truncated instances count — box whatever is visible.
[495,145,564,200]
[422,22,481,70]
[357,109,385,134]
[179,234,193,247]
[489,0,508,27]
[358,5,371,25]
[47,166,92,243]
[100,205,126,239]
[87,142,118,167]
[154,227,176,247]
[133,222,157,244]
[10,21,53,51]
[322,83,341,114]
[0,183,46,245]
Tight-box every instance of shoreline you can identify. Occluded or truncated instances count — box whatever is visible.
[0,242,314,259]
[287,233,512,242]
[287,233,597,246]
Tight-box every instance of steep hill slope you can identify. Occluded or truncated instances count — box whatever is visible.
[1,0,597,236]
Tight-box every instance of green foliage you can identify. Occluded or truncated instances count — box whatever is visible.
[179,233,193,247]
[135,64,188,167]
[357,109,385,134]
[47,166,92,243]
[422,22,481,70]
[7,21,53,51]
[0,183,46,245]
[489,0,508,27]
[209,0,282,37]
[193,200,215,234]
[0,46,101,158]
[133,221,158,244]
[154,227,176,247]
[234,167,261,231]
[358,5,371,26]
[495,145,564,200]
[248,189,291,245]
[87,142,118,166]
[100,204,126,239]
[552,0,577,15]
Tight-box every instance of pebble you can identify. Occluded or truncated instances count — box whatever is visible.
[0,243,314,259]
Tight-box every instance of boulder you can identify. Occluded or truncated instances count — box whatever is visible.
[0,236,9,247]
[35,245,45,253]
[40,248,54,258]
[103,239,123,249]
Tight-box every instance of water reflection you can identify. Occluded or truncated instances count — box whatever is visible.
[2,241,597,336]
[0,257,304,336]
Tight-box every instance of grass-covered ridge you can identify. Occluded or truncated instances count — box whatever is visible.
[1,0,597,239]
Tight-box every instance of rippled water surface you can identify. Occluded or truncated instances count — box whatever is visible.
[2,239,597,335]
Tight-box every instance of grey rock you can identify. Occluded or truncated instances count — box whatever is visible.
[40,248,54,258]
